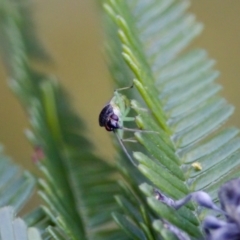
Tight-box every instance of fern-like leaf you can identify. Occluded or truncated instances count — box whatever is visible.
[0,146,35,212]
[0,0,128,239]
[0,146,40,239]
[103,0,240,239]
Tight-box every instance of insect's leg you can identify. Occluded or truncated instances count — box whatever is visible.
[122,107,158,133]
[122,110,158,133]
[114,84,133,92]
[121,137,137,143]
[131,104,150,113]
[114,131,137,167]
[134,107,150,112]
[123,117,135,122]
[122,105,133,120]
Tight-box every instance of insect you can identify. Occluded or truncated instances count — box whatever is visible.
[99,85,134,130]
[99,85,150,166]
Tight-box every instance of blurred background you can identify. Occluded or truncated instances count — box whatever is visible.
[0,1,240,176]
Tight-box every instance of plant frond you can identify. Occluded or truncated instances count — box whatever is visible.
[103,0,240,238]
[0,1,128,239]
[0,140,56,239]
[0,0,49,65]
[0,145,35,212]
[25,207,70,239]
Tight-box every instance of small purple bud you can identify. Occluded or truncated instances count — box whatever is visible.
[192,191,214,209]
[203,216,226,230]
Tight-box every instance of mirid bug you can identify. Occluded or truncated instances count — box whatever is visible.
[99,85,158,166]
[99,85,135,136]
[99,85,151,166]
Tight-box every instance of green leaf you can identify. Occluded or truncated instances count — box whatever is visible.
[24,207,54,232]
[112,212,146,240]
[0,1,126,239]
[134,152,188,197]
[0,146,35,212]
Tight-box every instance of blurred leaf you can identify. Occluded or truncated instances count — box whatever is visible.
[1,0,240,239]
[0,0,127,239]
[0,206,42,240]
[0,146,35,212]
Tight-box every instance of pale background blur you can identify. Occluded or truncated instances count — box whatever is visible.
[0,1,240,207]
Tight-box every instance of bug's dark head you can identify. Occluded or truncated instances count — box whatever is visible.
[99,104,121,132]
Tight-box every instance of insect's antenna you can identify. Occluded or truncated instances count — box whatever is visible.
[114,84,133,92]
[114,132,138,167]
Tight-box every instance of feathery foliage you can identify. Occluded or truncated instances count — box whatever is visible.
[0,145,40,238]
[0,0,240,239]
[0,145,39,239]
[103,0,240,239]
[0,146,35,212]
[0,0,126,239]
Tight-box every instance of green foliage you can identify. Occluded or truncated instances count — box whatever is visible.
[0,146,55,239]
[103,0,240,239]
[0,146,40,238]
[0,146,35,212]
[0,0,126,239]
[0,0,240,239]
